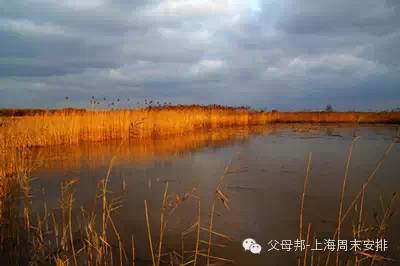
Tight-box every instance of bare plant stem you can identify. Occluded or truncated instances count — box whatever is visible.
[304,223,312,266]
[157,182,169,266]
[355,183,366,266]
[145,200,156,266]
[68,189,78,266]
[206,155,237,265]
[370,193,398,266]
[325,141,395,266]
[298,152,312,266]
[336,136,359,265]
[194,199,201,266]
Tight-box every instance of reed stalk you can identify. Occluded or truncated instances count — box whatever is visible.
[325,141,395,266]
[336,136,359,265]
[144,200,156,266]
[298,152,312,266]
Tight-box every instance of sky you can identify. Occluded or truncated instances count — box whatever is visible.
[0,0,400,111]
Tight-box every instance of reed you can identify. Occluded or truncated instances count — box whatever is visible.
[324,140,396,265]
[303,223,312,266]
[268,111,400,124]
[206,153,237,265]
[0,146,32,265]
[1,106,399,151]
[0,105,268,149]
[336,136,359,265]
[298,152,312,266]
[0,122,398,265]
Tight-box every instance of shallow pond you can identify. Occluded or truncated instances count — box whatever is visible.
[30,124,400,265]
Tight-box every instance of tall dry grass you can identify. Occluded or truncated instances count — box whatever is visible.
[0,143,235,265]
[0,146,33,265]
[268,111,400,123]
[0,106,399,265]
[0,106,269,149]
[1,106,399,151]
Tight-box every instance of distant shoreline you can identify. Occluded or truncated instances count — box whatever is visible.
[1,106,400,124]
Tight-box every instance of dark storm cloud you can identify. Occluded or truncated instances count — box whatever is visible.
[0,0,399,110]
[276,0,400,35]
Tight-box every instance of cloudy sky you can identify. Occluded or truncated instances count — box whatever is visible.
[1,0,400,110]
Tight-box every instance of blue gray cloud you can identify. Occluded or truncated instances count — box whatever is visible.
[0,0,399,110]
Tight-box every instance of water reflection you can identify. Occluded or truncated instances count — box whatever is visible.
[29,124,400,265]
[31,126,267,171]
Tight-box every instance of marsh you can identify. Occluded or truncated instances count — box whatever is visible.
[26,124,400,265]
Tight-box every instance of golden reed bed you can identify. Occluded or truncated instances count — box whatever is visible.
[0,105,399,265]
[0,105,399,149]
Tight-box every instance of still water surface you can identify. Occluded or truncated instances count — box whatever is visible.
[30,124,400,265]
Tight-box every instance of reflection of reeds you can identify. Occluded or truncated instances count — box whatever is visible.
[2,106,399,150]
[0,129,399,265]
[0,106,269,149]
[1,140,230,265]
[0,145,32,265]
[19,126,265,173]
[0,149,131,265]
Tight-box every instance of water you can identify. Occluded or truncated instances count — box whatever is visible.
[29,124,400,265]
